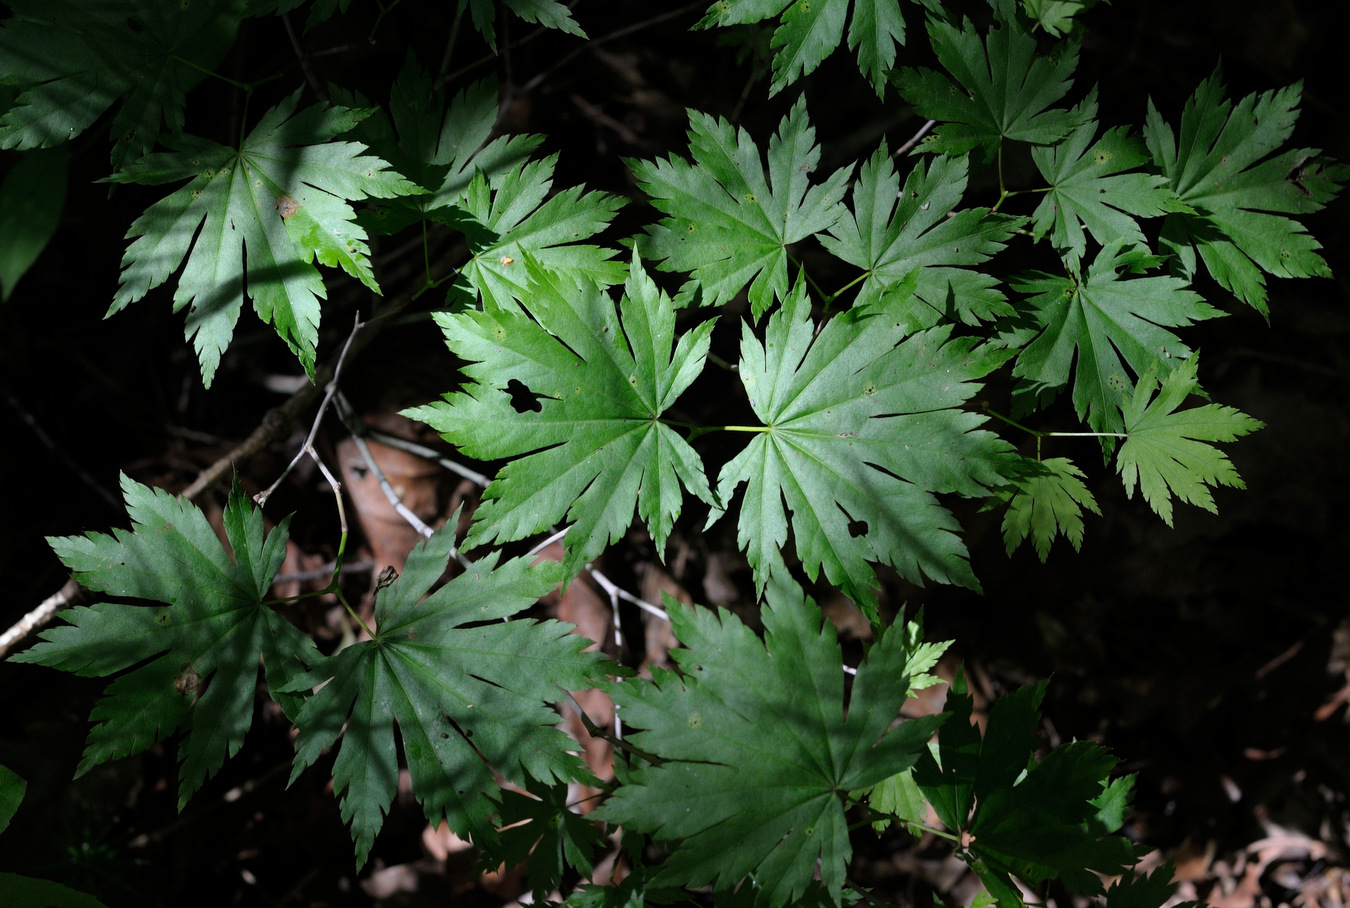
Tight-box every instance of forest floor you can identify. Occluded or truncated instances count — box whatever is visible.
[2,1,1349,906]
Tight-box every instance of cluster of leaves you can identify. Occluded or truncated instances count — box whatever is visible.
[3,0,1342,906]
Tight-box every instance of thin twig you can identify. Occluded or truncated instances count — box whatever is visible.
[893,118,937,157]
[362,428,491,488]
[309,443,347,535]
[273,558,375,586]
[255,315,365,507]
[588,567,669,623]
[526,526,570,558]
[0,579,83,659]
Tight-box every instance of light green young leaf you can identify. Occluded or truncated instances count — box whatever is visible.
[1010,242,1223,435]
[287,527,608,870]
[864,768,928,836]
[445,160,627,310]
[106,92,422,386]
[1144,69,1346,316]
[712,276,1019,617]
[462,0,586,53]
[892,12,1086,164]
[0,0,246,169]
[10,475,319,810]
[630,97,851,316]
[1029,93,1172,268]
[822,145,1021,326]
[1116,356,1263,526]
[405,256,715,577]
[990,456,1101,560]
[593,579,946,908]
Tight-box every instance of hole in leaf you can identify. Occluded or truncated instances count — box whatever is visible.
[506,379,543,413]
[847,519,868,538]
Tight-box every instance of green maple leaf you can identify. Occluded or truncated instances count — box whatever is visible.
[405,256,716,576]
[1010,242,1223,434]
[494,783,606,903]
[461,0,586,53]
[892,11,1087,164]
[711,276,1019,616]
[630,97,851,316]
[593,579,946,908]
[286,526,609,869]
[695,0,942,97]
[1144,69,1346,317]
[0,146,67,301]
[822,145,1022,327]
[10,475,320,809]
[0,765,25,835]
[914,676,1144,906]
[0,0,246,169]
[1029,92,1173,268]
[1105,863,1201,908]
[106,91,422,386]
[335,63,546,230]
[444,161,627,310]
[1022,0,1104,37]
[335,59,626,306]
[1116,356,1263,526]
[988,457,1101,560]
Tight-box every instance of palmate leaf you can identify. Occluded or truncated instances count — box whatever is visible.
[892,11,1087,165]
[914,676,1144,906]
[630,97,851,316]
[1116,356,1263,526]
[822,145,1021,327]
[405,256,716,576]
[593,579,946,908]
[0,0,246,169]
[1029,92,1173,268]
[461,0,586,53]
[711,276,1019,617]
[1144,69,1346,316]
[334,63,546,231]
[445,162,628,311]
[107,91,422,386]
[335,58,627,307]
[286,527,610,869]
[694,0,941,97]
[1009,242,1223,435]
[495,783,607,904]
[1022,0,1104,37]
[10,476,319,810]
[988,456,1100,560]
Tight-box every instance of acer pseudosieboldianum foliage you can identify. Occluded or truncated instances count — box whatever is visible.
[1,0,1342,905]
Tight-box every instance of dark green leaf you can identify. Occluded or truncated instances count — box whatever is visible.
[594,578,945,908]
[11,475,317,809]
[287,527,609,868]
[406,256,715,576]
[631,98,850,316]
